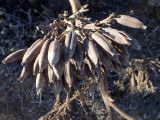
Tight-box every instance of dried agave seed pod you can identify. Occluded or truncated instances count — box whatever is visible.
[120,54,130,67]
[24,39,42,55]
[112,60,122,74]
[64,60,73,88]
[118,31,141,51]
[48,65,56,83]
[102,28,130,46]
[53,79,62,98]
[138,70,145,83]
[84,39,100,66]
[52,57,64,80]
[99,49,114,72]
[39,39,51,72]
[114,45,130,66]
[64,30,78,61]
[21,39,45,65]
[119,54,130,67]
[91,32,117,57]
[118,31,132,41]
[2,49,27,64]
[72,42,83,70]
[84,58,96,78]
[17,63,33,81]
[48,38,61,66]
[130,73,136,93]
[36,72,46,97]
[129,38,141,51]
[83,63,92,78]
[33,54,40,75]
[115,15,147,29]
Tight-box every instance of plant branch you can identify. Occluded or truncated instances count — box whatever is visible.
[99,75,135,120]
[69,0,81,14]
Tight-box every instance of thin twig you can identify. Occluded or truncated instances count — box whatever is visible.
[99,75,135,120]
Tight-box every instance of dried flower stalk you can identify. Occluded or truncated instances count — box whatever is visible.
[2,0,147,119]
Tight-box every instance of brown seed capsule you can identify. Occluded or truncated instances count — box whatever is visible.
[48,38,61,66]
[115,15,147,29]
[118,31,141,50]
[33,54,40,75]
[91,32,116,56]
[36,72,46,96]
[17,63,33,81]
[48,65,56,83]
[72,42,83,70]
[2,49,27,64]
[21,39,45,65]
[118,31,132,41]
[99,50,114,72]
[84,58,96,77]
[102,28,130,45]
[64,31,78,61]
[130,73,136,93]
[64,61,73,88]
[85,39,100,66]
[39,39,51,72]
[52,58,64,80]
[53,79,62,97]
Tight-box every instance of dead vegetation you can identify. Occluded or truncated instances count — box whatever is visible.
[1,0,159,120]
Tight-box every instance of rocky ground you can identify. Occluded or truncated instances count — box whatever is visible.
[0,0,160,120]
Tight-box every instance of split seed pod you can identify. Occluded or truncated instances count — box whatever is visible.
[84,58,96,77]
[118,31,141,50]
[102,28,130,46]
[52,58,64,80]
[2,49,27,64]
[85,39,100,66]
[36,72,46,96]
[53,79,62,97]
[64,61,73,88]
[39,39,51,72]
[17,63,33,81]
[72,42,83,70]
[33,54,40,75]
[48,38,61,66]
[64,31,78,61]
[91,32,116,56]
[21,39,45,65]
[48,65,56,83]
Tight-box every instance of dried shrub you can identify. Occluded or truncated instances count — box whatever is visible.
[2,0,149,120]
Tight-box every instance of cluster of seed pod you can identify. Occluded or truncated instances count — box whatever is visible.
[125,59,156,93]
[2,4,146,102]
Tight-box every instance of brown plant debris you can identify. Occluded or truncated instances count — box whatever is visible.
[2,0,147,120]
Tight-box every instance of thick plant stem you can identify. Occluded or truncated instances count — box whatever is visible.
[69,0,81,13]
[99,76,135,120]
